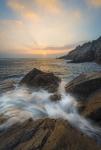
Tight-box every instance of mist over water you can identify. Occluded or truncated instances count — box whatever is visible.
[0,81,101,143]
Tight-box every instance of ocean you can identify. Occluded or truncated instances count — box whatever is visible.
[0,58,101,83]
[0,58,101,143]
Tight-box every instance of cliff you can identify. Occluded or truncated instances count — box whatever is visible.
[60,36,101,64]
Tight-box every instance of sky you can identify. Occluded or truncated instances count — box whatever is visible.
[0,0,101,58]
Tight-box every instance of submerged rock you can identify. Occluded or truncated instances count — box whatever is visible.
[0,118,100,150]
[20,68,61,93]
[49,93,61,101]
[65,72,101,100]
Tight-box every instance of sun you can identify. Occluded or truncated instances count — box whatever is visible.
[42,51,47,56]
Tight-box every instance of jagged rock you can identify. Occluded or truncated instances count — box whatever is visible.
[0,118,100,150]
[65,72,101,100]
[60,36,101,64]
[20,68,61,93]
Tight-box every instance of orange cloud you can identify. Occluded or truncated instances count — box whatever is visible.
[88,0,101,7]
[35,0,61,14]
[7,0,24,11]
[7,0,40,22]
[7,0,61,23]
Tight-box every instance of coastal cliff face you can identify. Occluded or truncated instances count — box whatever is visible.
[60,36,101,64]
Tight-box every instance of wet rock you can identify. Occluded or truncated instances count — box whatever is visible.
[0,115,7,125]
[88,108,101,122]
[49,93,61,102]
[83,89,101,126]
[65,72,101,127]
[65,72,101,100]
[20,68,61,93]
[0,118,100,150]
[77,102,86,112]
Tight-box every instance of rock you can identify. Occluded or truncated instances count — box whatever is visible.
[93,37,101,64]
[49,93,61,101]
[83,89,101,126]
[0,115,7,125]
[77,102,86,112]
[20,68,61,93]
[65,72,101,100]
[65,72,101,126]
[59,36,101,64]
[0,118,100,150]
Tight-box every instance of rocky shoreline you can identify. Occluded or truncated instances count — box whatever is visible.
[0,118,100,150]
[0,68,101,150]
[59,36,101,64]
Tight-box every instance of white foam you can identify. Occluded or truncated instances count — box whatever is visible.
[0,82,101,143]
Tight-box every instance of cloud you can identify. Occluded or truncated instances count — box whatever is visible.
[88,0,101,7]
[0,19,29,52]
[69,10,82,21]
[0,18,76,58]
[7,0,61,23]
[7,0,40,22]
[0,19,23,28]
[35,0,61,14]
[0,0,92,58]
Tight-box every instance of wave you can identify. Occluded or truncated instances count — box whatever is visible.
[0,82,101,143]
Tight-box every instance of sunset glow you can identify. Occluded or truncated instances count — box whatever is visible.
[0,0,101,58]
[24,48,69,58]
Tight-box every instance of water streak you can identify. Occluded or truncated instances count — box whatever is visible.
[0,82,101,143]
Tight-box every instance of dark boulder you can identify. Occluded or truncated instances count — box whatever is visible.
[65,72,101,126]
[49,93,61,101]
[94,37,101,64]
[65,72,101,100]
[20,68,61,93]
[88,108,101,122]
[83,89,101,126]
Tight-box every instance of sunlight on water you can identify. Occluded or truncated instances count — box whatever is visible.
[0,58,101,82]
